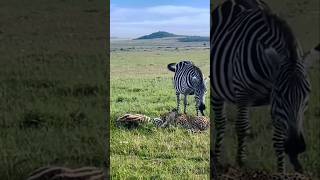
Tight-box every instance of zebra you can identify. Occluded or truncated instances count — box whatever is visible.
[167,61,207,116]
[211,0,320,173]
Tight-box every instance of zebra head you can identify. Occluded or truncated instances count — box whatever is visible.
[191,74,207,116]
[167,61,193,72]
[266,47,312,173]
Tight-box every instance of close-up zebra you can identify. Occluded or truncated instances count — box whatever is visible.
[211,0,319,174]
[168,61,208,116]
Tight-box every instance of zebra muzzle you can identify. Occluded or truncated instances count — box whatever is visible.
[199,104,205,116]
[289,154,303,173]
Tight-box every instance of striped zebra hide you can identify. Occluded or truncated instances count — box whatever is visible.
[116,114,150,128]
[27,166,104,180]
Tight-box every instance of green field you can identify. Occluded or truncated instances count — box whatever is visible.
[211,0,320,179]
[110,40,210,179]
[0,0,106,179]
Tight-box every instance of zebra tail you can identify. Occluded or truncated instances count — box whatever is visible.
[167,63,176,72]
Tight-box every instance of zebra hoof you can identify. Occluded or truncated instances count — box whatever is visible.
[236,158,246,168]
[153,118,163,127]
[295,167,303,174]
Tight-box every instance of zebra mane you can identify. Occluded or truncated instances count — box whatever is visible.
[232,0,271,11]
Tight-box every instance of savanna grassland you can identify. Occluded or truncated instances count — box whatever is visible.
[110,39,210,179]
[0,0,107,179]
[212,0,320,179]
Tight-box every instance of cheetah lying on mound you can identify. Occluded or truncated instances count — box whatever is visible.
[153,109,210,132]
[116,109,210,132]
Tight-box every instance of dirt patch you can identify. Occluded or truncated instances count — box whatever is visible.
[216,166,311,180]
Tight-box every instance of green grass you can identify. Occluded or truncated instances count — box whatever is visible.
[110,44,210,179]
[0,0,106,179]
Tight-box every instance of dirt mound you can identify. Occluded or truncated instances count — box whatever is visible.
[217,166,311,180]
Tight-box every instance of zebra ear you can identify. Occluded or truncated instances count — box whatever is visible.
[264,48,281,62]
[264,47,283,74]
[191,76,200,84]
[303,44,320,71]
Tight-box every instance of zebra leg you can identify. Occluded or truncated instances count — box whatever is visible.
[195,96,199,116]
[176,92,181,114]
[212,97,227,163]
[273,120,286,173]
[235,106,250,167]
[183,95,187,114]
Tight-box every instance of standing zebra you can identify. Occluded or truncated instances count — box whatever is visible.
[168,61,207,116]
[211,0,319,173]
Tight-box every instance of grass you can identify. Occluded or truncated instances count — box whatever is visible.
[0,0,106,179]
[110,42,210,179]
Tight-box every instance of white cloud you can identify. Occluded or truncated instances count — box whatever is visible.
[146,5,208,15]
[110,4,209,38]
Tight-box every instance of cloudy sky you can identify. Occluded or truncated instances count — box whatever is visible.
[111,0,209,38]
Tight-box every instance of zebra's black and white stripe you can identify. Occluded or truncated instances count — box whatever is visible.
[211,0,318,173]
[168,61,207,116]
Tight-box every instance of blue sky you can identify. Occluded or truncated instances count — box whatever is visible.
[111,0,209,38]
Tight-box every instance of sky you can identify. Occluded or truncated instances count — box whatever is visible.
[110,0,209,38]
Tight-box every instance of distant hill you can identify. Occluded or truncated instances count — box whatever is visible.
[177,36,209,42]
[135,31,180,40]
[134,31,209,42]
